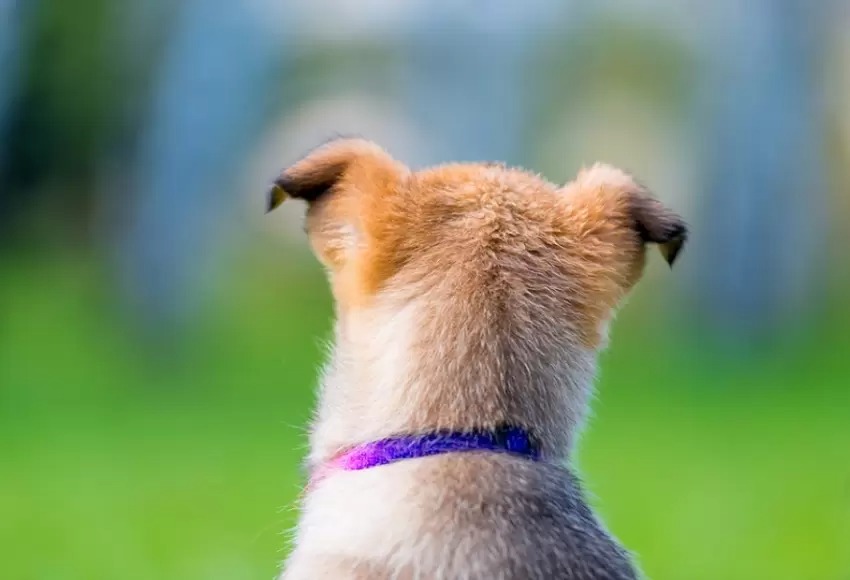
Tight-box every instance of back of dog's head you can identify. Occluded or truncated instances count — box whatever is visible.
[269,138,686,450]
[269,138,685,348]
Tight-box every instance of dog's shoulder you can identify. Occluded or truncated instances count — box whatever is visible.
[296,454,637,579]
[413,454,639,579]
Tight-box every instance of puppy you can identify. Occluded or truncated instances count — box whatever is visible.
[267,138,686,579]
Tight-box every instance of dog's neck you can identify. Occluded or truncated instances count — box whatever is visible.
[308,286,599,467]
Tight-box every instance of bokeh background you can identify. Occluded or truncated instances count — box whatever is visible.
[2,1,849,578]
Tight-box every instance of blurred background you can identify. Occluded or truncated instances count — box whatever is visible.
[1,0,849,578]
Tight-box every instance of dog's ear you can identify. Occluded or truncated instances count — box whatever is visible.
[563,163,687,265]
[267,138,408,270]
[559,163,687,302]
[630,190,688,268]
[267,138,402,211]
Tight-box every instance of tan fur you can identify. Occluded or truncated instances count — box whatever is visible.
[269,139,687,579]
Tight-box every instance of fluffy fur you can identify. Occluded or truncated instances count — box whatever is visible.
[268,138,687,579]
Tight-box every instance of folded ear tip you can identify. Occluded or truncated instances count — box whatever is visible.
[666,250,679,268]
[266,182,288,213]
[659,234,685,267]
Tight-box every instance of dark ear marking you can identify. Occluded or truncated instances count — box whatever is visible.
[631,194,688,267]
[265,137,401,214]
[266,147,351,212]
[266,183,288,212]
[266,168,344,212]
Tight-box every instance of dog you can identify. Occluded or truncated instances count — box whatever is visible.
[267,138,686,579]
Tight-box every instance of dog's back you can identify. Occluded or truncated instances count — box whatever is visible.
[286,454,634,579]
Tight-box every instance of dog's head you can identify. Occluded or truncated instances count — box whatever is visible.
[268,138,685,349]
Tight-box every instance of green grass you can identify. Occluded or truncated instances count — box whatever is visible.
[1,249,848,580]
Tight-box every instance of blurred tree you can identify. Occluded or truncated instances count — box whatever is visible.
[115,0,290,343]
[0,0,35,237]
[0,0,25,182]
[693,0,829,347]
[0,0,118,242]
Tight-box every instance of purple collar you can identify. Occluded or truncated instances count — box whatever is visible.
[310,425,540,488]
